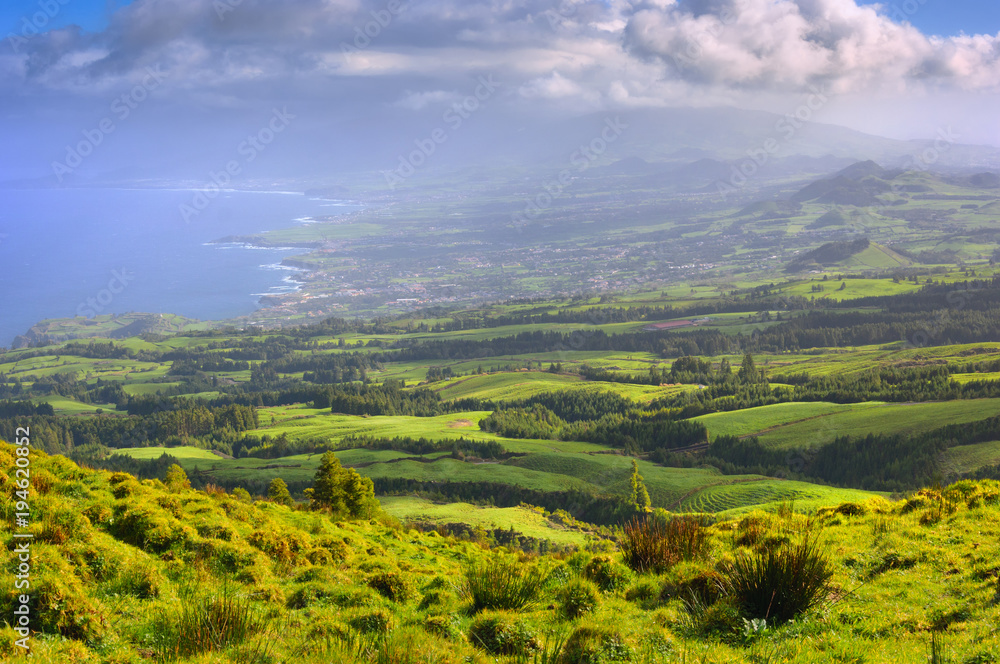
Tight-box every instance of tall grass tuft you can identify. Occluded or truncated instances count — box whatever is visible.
[155,584,267,660]
[464,554,546,613]
[620,515,710,574]
[930,632,948,664]
[720,536,833,624]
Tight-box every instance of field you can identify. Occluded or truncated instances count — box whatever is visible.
[941,440,1000,476]
[429,371,694,403]
[6,444,1000,664]
[377,496,590,546]
[757,398,1000,449]
[694,402,866,440]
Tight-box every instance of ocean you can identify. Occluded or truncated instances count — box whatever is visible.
[0,188,359,346]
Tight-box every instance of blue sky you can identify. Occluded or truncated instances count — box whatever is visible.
[859,0,1000,36]
[1,0,133,35]
[3,1,999,37]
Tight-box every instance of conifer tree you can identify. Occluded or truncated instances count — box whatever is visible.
[305,452,347,514]
[164,464,190,492]
[267,477,294,506]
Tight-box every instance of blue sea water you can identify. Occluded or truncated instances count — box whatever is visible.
[0,188,358,346]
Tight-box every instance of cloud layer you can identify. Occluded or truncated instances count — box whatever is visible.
[3,0,999,179]
[6,0,999,105]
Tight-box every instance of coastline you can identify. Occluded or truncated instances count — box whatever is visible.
[2,189,365,347]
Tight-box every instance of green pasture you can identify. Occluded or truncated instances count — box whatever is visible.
[940,440,1000,476]
[378,496,589,546]
[680,479,877,514]
[757,398,1000,449]
[693,401,870,440]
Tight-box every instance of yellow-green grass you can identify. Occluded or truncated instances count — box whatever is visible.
[776,277,922,301]
[122,382,185,395]
[253,407,606,454]
[712,343,1000,379]
[758,398,1000,449]
[952,371,1000,384]
[429,371,694,404]
[940,440,1000,476]
[8,442,1000,663]
[430,371,585,400]
[116,446,226,461]
[507,452,766,508]
[36,395,117,415]
[118,441,805,512]
[683,479,877,514]
[693,401,868,440]
[378,496,589,546]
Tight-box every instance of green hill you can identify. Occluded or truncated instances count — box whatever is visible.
[4,444,1000,663]
[785,238,911,272]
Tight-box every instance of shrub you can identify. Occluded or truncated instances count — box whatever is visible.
[417,589,455,610]
[232,487,253,503]
[109,563,166,599]
[110,502,195,553]
[720,536,833,623]
[659,562,724,606]
[620,515,710,574]
[423,614,462,640]
[367,571,415,603]
[559,578,600,619]
[625,580,657,604]
[267,477,294,506]
[687,596,744,641]
[38,508,90,544]
[348,608,393,634]
[246,527,310,565]
[82,502,113,526]
[468,611,539,656]
[288,582,377,609]
[164,464,191,492]
[19,558,109,643]
[558,625,632,664]
[583,556,632,593]
[734,514,770,548]
[464,554,546,612]
[538,560,567,584]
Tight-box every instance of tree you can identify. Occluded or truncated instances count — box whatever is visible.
[303,452,380,519]
[164,464,190,492]
[267,477,294,506]
[738,354,760,384]
[341,468,377,519]
[629,460,652,513]
[305,452,347,514]
[232,487,253,503]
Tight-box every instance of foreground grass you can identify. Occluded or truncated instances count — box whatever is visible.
[3,444,1000,663]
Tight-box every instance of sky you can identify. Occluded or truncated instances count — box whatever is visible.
[1,0,999,183]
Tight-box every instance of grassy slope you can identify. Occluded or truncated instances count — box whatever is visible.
[377,496,588,546]
[758,398,1000,449]
[3,445,1000,664]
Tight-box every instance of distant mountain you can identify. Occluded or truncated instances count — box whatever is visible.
[19,106,1000,188]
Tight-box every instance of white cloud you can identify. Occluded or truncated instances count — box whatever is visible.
[4,0,999,144]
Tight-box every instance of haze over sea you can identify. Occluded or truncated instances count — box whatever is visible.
[0,188,357,346]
